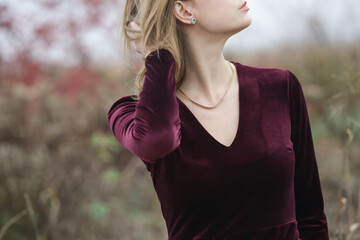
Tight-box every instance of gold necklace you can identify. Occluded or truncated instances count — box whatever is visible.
[179,61,234,109]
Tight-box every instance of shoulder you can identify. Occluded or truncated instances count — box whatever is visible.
[239,63,290,83]
[108,94,139,117]
[236,63,304,102]
[239,63,301,91]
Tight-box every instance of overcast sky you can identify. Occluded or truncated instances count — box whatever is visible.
[228,0,360,53]
[0,0,359,66]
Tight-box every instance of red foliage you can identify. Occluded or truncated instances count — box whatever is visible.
[0,0,118,107]
[0,50,42,87]
[0,4,12,30]
[41,0,60,9]
[55,65,99,104]
[0,0,117,68]
[35,23,55,46]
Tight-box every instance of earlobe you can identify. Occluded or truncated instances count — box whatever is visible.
[173,0,194,25]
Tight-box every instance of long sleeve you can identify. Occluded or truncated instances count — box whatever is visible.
[107,49,181,164]
[287,70,329,239]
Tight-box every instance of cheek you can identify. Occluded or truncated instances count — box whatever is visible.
[200,8,232,27]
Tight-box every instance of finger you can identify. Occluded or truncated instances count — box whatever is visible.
[129,21,141,31]
[127,28,141,40]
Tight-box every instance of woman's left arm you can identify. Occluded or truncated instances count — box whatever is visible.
[288,70,330,240]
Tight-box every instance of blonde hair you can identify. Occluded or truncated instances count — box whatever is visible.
[118,0,189,100]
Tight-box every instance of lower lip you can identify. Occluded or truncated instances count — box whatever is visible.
[240,6,249,10]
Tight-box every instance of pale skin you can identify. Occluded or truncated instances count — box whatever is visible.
[128,0,251,147]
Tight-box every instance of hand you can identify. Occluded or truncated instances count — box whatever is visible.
[127,21,151,58]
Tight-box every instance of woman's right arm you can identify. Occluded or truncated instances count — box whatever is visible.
[107,49,182,164]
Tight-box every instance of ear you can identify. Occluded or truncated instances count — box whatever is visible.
[173,0,194,25]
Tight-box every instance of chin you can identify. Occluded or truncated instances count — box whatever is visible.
[239,16,252,31]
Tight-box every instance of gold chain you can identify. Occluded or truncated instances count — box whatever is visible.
[179,61,234,109]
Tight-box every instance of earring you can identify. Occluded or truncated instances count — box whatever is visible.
[191,18,196,24]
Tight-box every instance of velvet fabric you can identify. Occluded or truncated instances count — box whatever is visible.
[108,49,329,240]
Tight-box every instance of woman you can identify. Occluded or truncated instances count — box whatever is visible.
[108,0,330,239]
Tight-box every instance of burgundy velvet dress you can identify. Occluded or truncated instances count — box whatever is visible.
[108,49,329,240]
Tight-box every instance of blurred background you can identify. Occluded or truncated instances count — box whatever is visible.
[0,0,359,239]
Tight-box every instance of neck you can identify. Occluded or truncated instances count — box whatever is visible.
[179,33,233,102]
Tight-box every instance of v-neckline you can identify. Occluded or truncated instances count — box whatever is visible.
[176,61,245,150]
